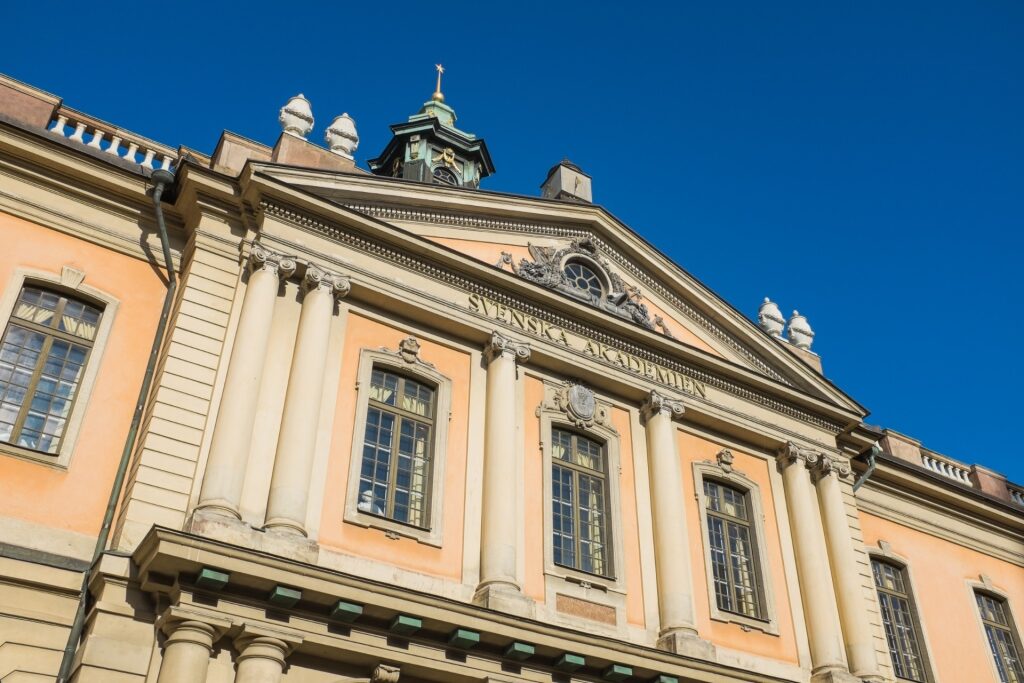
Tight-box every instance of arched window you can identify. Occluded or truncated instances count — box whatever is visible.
[551,428,611,577]
[0,285,102,454]
[872,559,928,681]
[703,479,763,619]
[358,367,436,528]
[432,166,458,186]
[562,261,604,300]
[976,590,1024,683]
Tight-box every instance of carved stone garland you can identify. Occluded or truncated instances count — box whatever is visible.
[541,380,612,430]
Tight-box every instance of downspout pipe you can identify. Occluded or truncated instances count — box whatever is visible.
[852,441,880,493]
[57,168,179,683]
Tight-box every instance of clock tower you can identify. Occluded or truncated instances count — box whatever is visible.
[369,65,494,188]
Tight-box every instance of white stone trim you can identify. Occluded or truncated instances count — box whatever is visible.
[692,458,780,635]
[342,345,453,547]
[0,267,120,469]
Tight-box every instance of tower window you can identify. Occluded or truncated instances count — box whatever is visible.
[0,286,102,454]
[432,166,458,186]
[563,262,604,300]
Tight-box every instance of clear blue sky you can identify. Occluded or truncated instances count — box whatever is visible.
[5,2,1022,480]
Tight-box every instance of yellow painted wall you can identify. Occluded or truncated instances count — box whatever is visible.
[318,312,470,580]
[0,211,165,537]
[860,511,1024,683]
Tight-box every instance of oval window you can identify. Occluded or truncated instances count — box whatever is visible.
[563,262,604,299]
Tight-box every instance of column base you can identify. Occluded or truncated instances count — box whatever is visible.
[263,517,308,537]
[189,508,319,564]
[473,584,536,619]
[194,499,242,520]
[656,629,716,660]
[810,667,862,683]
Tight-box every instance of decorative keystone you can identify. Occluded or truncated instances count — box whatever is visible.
[555,653,585,671]
[195,567,229,591]
[448,628,480,649]
[268,585,301,608]
[504,641,535,660]
[389,614,422,635]
[329,599,363,622]
[604,664,633,681]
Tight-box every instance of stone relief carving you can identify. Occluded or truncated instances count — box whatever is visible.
[342,663,401,683]
[378,336,435,368]
[250,242,297,278]
[776,441,822,471]
[483,331,531,365]
[716,448,735,474]
[510,237,656,331]
[541,380,611,430]
[813,452,853,480]
[303,264,351,297]
[639,389,685,423]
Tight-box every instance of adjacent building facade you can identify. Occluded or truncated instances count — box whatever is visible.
[0,72,1021,683]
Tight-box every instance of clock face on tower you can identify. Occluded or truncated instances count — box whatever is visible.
[432,166,459,186]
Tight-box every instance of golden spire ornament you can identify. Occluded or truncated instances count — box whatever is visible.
[432,64,445,102]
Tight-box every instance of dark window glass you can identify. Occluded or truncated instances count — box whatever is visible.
[562,262,603,300]
[551,428,611,577]
[872,559,927,681]
[0,286,101,454]
[357,368,435,527]
[703,480,763,618]
[432,167,458,186]
[977,592,1024,683]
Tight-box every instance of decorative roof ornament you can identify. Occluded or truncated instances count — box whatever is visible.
[758,297,785,338]
[279,94,314,139]
[325,113,359,159]
[787,310,815,350]
[432,64,445,103]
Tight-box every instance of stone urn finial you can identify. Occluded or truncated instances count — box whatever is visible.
[758,297,785,338]
[325,113,359,158]
[787,310,815,350]
[279,94,314,139]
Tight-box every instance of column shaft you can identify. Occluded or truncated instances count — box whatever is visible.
[779,444,846,674]
[264,267,349,534]
[642,391,699,646]
[157,621,216,683]
[198,245,293,517]
[816,460,881,680]
[234,636,288,683]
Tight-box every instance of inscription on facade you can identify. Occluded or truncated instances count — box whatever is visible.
[468,293,707,399]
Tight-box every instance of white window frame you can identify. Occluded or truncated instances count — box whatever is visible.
[0,267,118,469]
[693,458,779,635]
[343,345,452,547]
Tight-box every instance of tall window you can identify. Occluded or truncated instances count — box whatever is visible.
[703,480,763,619]
[551,428,611,577]
[0,286,101,454]
[872,559,927,682]
[357,368,435,528]
[977,592,1024,683]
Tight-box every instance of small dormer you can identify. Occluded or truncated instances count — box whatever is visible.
[368,65,494,189]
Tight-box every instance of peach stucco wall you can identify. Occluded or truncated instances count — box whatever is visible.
[678,431,800,664]
[428,236,722,358]
[860,511,1024,683]
[0,211,165,537]
[318,312,470,581]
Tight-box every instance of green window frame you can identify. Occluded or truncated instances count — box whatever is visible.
[872,559,928,682]
[703,479,764,619]
[357,367,436,528]
[976,591,1024,683]
[0,285,102,455]
[551,428,612,578]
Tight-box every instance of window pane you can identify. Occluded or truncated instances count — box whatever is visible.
[707,515,732,612]
[727,522,759,617]
[552,464,576,569]
[369,369,399,406]
[358,407,393,515]
[873,561,926,682]
[13,287,58,328]
[59,299,101,340]
[400,378,434,418]
[578,473,607,575]
[977,593,1024,683]
[393,417,431,527]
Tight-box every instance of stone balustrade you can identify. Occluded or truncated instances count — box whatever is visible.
[921,452,971,485]
[48,106,177,170]
[1009,485,1024,508]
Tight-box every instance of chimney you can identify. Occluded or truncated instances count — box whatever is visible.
[541,159,592,203]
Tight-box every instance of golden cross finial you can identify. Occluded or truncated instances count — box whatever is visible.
[432,64,445,102]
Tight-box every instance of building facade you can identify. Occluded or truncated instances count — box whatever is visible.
[0,72,1021,683]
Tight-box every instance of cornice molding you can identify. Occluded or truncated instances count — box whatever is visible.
[259,199,846,433]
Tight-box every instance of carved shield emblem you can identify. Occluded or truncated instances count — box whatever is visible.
[567,384,596,422]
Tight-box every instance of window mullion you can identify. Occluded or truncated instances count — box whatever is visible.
[10,333,56,443]
[386,411,402,518]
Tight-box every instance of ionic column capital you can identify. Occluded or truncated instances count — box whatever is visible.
[302,264,351,298]
[640,389,685,423]
[250,242,297,279]
[371,664,401,683]
[777,441,822,472]
[483,331,531,365]
[812,453,854,482]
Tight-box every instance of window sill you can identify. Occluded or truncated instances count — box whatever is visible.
[709,609,779,636]
[0,441,68,470]
[343,510,442,548]
[544,566,625,597]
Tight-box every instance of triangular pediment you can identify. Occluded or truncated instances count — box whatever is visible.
[253,163,864,414]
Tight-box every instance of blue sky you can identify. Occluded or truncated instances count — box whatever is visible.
[4,2,1022,480]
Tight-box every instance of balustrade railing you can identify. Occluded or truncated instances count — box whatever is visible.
[48,107,177,171]
[1009,485,1024,508]
[920,453,972,485]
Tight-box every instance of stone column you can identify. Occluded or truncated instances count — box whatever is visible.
[778,442,849,681]
[232,625,302,683]
[475,331,532,616]
[815,455,882,682]
[198,243,295,518]
[264,265,350,535]
[641,390,708,656]
[156,613,229,683]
